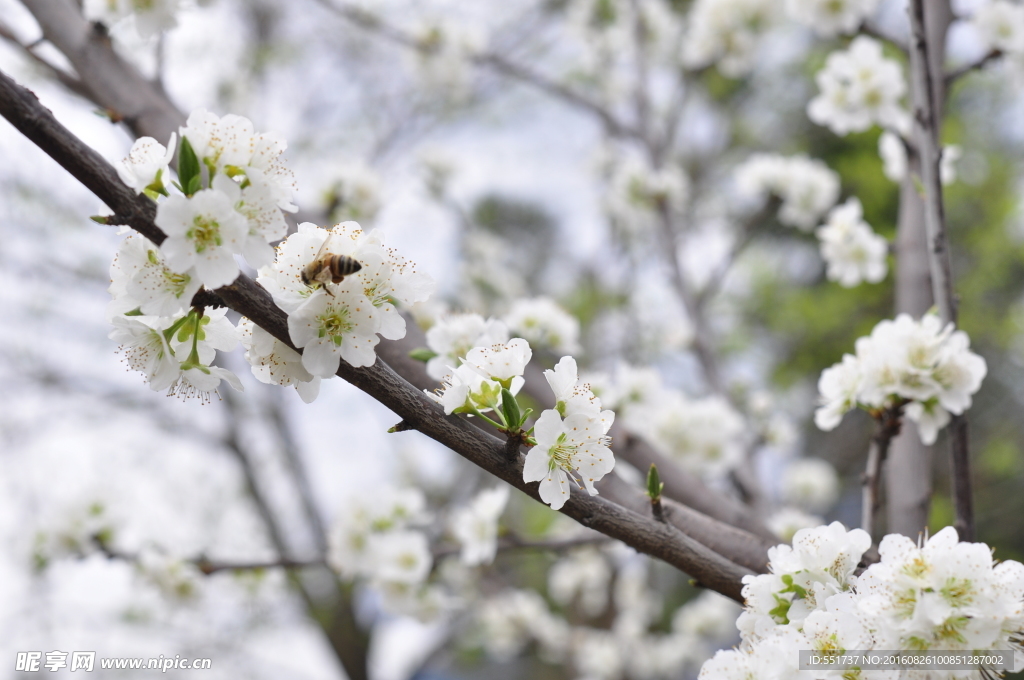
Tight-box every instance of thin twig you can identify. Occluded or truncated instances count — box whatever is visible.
[861,403,906,540]
[432,534,609,561]
[908,0,974,541]
[315,0,638,139]
[945,49,1001,87]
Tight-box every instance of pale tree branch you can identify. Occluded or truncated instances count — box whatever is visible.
[653,196,725,395]
[314,0,639,139]
[219,388,371,680]
[0,18,88,98]
[908,0,974,541]
[0,68,753,601]
[861,403,906,541]
[18,0,185,141]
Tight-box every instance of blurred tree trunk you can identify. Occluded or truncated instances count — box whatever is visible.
[886,0,952,539]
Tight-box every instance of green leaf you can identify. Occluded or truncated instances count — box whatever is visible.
[646,464,663,501]
[178,135,201,196]
[89,215,110,224]
[408,347,438,362]
[501,388,521,431]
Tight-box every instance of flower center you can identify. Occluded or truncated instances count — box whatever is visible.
[188,215,223,253]
[163,268,192,298]
[548,433,578,471]
[318,307,353,346]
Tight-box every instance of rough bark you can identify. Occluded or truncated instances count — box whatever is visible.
[886,0,952,540]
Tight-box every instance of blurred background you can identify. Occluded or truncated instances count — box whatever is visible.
[2,0,1024,678]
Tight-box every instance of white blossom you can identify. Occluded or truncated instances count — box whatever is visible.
[786,0,880,37]
[734,153,841,231]
[328,487,430,580]
[681,0,775,77]
[287,283,381,375]
[974,0,1024,55]
[780,458,840,514]
[238,317,320,403]
[814,314,986,444]
[808,36,908,136]
[605,153,689,234]
[424,313,509,380]
[523,409,615,510]
[109,314,180,391]
[179,108,297,211]
[548,548,612,617]
[108,232,201,318]
[765,507,825,542]
[816,197,889,287]
[325,161,383,223]
[116,134,176,194]
[367,531,432,587]
[629,392,746,477]
[503,297,581,355]
[857,527,1024,662]
[544,356,614,424]
[463,338,533,385]
[155,187,248,289]
[450,486,509,566]
[260,222,434,347]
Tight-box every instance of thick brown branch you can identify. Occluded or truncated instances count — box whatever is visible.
[0,68,752,602]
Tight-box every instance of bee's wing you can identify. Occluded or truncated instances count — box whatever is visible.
[313,231,336,260]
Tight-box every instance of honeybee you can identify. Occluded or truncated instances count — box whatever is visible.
[301,233,362,295]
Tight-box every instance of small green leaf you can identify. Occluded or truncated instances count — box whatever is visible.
[178,135,201,196]
[646,464,663,501]
[90,215,110,224]
[186,174,202,196]
[408,347,438,362]
[501,388,521,431]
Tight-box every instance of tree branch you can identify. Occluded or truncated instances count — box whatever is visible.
[945,49,1002,87]
[0,67,752,602]
[861,403,906,541]
[315,0,638,139]
[908,0,974,541]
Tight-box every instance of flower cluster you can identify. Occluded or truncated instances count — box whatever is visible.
[605,153,689,235]
[256,221,435,383]
[734,153,840,231]
[974,1,1024,55]
[701,523,1024,680]
[786,0,880,38]
[503,297,581,355]
[816,197,889,288]
[424,312,511,381]
[426,337,531,416]
[426,340,616,511]
[524,357,616,510]
[808,36,908,136]
[328,487,436,609]
[681,0,775,77]
[816,313,987,445]
[629,392,746,478]
[108,233,242,402]
[449,486,510,566]
[478,552,741,678]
